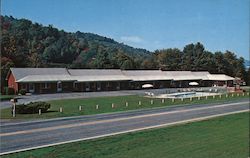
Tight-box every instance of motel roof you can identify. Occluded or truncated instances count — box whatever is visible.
[206,74,235,81]
[68,69,131,82]
[163,71,210,81]
[9,68,70,81]
[16,75,75,83]
[122,70,173,81]
[8,68,235,83]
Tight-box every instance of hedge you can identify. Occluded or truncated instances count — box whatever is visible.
[19,89,26,95]
[15,101,51,114]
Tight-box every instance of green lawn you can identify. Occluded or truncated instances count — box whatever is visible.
[0,95,16,101]
[3,112,249,158]
[0,92,249,119]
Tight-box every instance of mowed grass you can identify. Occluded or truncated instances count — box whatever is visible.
[0,95,16,101]
[2,112,249,158]
[0,92,249,119]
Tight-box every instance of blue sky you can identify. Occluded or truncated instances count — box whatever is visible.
[2,0,249,59]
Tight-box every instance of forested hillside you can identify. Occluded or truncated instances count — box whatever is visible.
[1,15,249,87]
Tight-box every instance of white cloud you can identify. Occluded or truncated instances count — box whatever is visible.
[120,36,143,43]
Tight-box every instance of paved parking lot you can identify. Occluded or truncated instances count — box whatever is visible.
[0,87,226,109]
[0,91,131,109]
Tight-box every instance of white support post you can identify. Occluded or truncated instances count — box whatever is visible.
[181,98,184,102]
[232,93,234,97]
[59,107,63,113]
[198,97,200,100]
[172,98,175,103]
[39,109,41,115]
[150,100,153,105]
[190,97,192,101]
[161,99,164,103]
[79,106,82,111]
[219,95,222,98]
[243,93,245,96]
[112,103,115,108]
[138,101,141,105]
[247,92,249,95]
[226,94,228,98]
[125,102,128,107]
[237,93,239,97]
[96,105,99,109]
[213,95,215,99]
[205,96,208,100]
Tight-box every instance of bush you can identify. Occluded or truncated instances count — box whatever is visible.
[19,89,26,95]
[15,101,51,114]
[4,87,15,95]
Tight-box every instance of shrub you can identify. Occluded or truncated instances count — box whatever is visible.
[19,89,26,95]
[15,101,51,114]
[4,87,15,95]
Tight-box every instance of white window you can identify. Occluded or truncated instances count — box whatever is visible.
[44,83,49,89]
[57,81,62,92]
[73,81,77,89]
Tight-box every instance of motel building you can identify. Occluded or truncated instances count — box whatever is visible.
[6,68,235,94]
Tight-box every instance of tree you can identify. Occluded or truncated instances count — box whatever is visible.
[246,68,250,85]
[141,54,158,69]
[155,48,182,70]
[113,52,135,70]
[1,57,15,88]
[181,43,195,70]
[93,51,115,69]
[223,51,238,76]
[214,52,227,74]
[235,57,246,79]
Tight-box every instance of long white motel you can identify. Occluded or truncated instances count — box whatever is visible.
[6,68,235,94]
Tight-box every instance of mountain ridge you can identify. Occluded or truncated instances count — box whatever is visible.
[1,15,249,87]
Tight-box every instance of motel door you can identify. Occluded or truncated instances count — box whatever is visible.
[97,82,101,91]
[29,83,35,93]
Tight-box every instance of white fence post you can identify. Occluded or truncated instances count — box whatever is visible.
[112,103,115,108]
[39,109,41,115]
[96,105,99,109]
[59,107,63,113]
[125,102,128,107]
[161,99,165,103]
[213,95,215,99]
[12,103,16,117]
[190,97,192,101]
[150,100,153,105]
[198,97,200,100]
[205,96,208,100]
[138,101,141,105]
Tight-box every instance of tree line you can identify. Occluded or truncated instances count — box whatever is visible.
[1,15,249,87]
